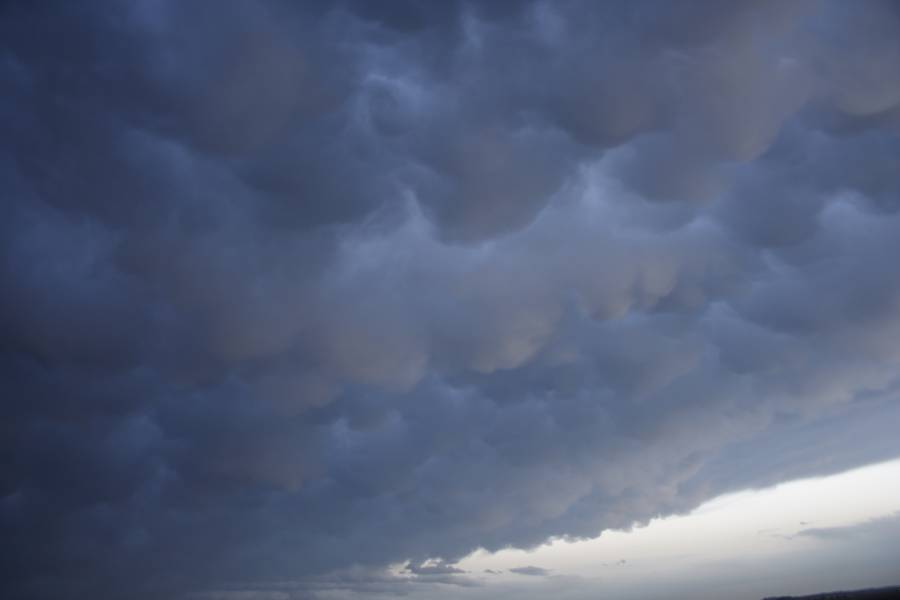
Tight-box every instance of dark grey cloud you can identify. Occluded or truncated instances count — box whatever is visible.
[187,564,479,600]
[406,560,466,576]
[3,1,900,599]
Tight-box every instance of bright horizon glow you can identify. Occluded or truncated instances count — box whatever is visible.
[446,457,900,599]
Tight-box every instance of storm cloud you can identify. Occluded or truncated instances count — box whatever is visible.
[2,1,900,599]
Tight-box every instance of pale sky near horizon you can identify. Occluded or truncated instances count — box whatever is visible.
[395,457,900,600]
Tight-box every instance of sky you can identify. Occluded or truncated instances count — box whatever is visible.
[2,1,900,600]
[453,457,900,600]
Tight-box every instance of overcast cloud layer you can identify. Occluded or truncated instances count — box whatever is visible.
[3,1,900,599]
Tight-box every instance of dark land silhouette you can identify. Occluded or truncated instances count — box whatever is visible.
[765,586,900,600]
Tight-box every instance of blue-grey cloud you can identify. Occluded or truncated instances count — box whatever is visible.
[2,1,900,599]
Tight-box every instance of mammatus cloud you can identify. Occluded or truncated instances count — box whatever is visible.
[2,1,900,599]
